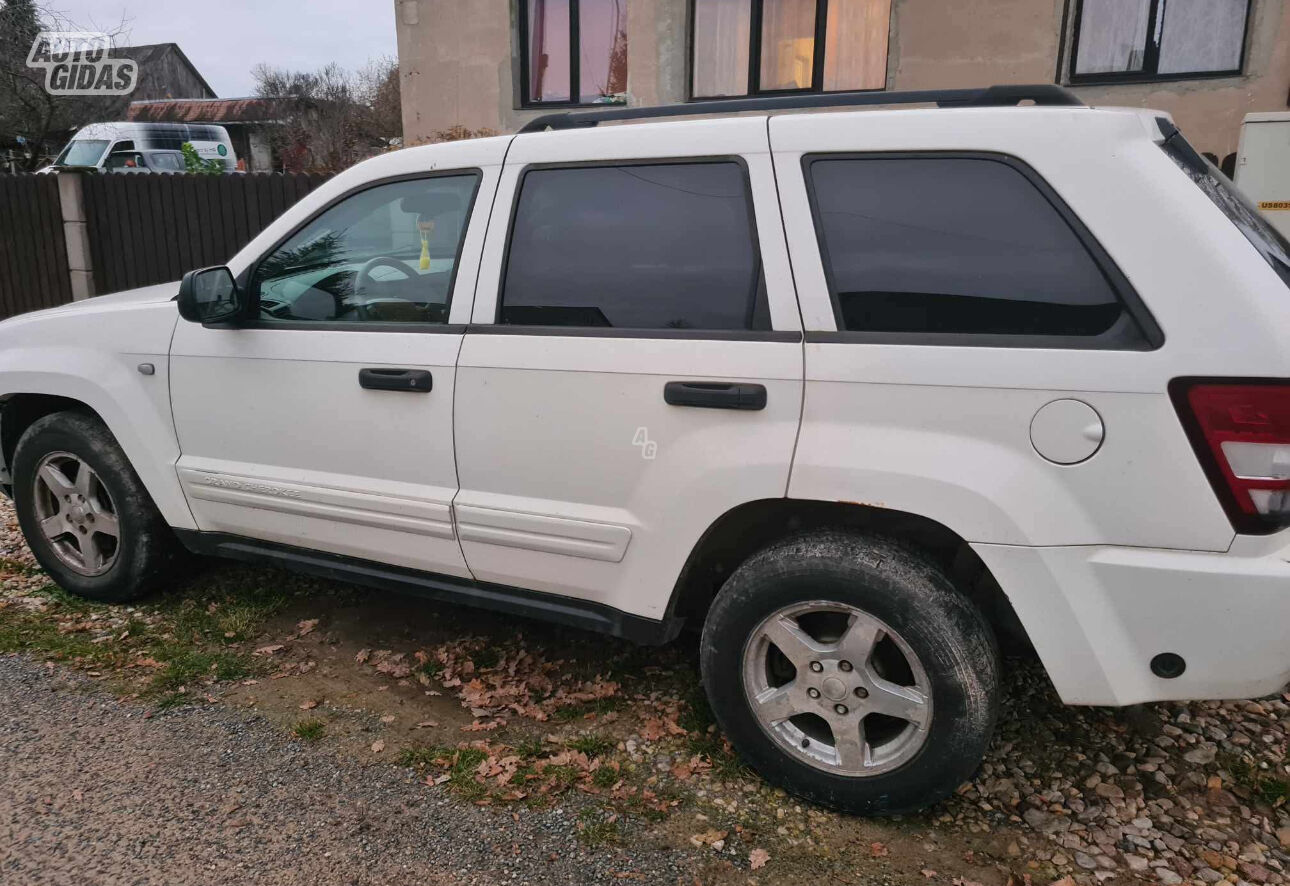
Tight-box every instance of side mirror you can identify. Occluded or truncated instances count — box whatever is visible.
[177,266,246,324]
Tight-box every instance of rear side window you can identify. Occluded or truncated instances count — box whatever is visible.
[1158,119,1290,291]
[500,162,769,330]
[806,155,1151,345]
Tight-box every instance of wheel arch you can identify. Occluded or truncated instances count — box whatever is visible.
[0,381,194,531]
[1,394,95,486]
[667,498,1032,654]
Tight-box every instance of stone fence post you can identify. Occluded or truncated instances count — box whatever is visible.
[56,173,95,301]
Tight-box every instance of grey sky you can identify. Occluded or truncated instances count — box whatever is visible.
[47,0,397,97]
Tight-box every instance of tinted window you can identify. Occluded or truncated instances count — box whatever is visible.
[501,162,768,330]
[808,156,1138,340]
[252,174,478,325]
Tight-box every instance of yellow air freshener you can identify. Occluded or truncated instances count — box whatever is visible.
[417,219,435,271]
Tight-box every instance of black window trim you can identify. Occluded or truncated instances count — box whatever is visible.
[686,0,889,102]
[1066,0,1253,87]
[517,0,628,109]
[233,168,484,334]
[491,155,794,341]
[800,150,1165,350]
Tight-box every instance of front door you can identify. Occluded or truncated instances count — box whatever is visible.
[453,118,805,621]
[169,156,501,578]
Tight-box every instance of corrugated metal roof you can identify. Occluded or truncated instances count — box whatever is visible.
[126,97,291,124]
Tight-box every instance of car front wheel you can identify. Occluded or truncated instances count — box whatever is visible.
[12,410,178,602]
[700,531,1000,815]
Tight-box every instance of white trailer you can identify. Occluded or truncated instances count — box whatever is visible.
[1235,111,1290,239]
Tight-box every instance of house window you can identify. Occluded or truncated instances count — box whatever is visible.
[1070,0,1251,83]
[521,0,628,106]
[691,0,891,99]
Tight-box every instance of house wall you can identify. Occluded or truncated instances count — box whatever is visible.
[395,0,1290,157]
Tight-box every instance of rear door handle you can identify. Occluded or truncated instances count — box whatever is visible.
[664,381,767,411]
[358,368,433,393]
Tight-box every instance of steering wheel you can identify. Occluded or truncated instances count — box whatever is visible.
[354,256,415,317]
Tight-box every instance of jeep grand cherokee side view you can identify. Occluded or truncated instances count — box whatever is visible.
[2,86,1288,815]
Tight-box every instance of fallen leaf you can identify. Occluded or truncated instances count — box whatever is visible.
[1046,879,1076,886]
[871,842,889,858]
[254,645,284,656]
[749,848,770,870]
[416,720,439,729]
[920,871,937,880]
[355,648,371,663]
[370,740,385,753]
[299,699,318,710]
[380,714,396,724]
[297,619,319,636]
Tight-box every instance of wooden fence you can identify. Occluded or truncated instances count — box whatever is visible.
[82,172,330,296]
[0,175,72,317]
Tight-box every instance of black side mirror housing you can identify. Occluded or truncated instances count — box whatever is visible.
[177,266,246,324]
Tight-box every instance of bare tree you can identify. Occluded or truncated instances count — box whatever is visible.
[0,1,127,170]
[253,59,401,174]
[358,57,402,144]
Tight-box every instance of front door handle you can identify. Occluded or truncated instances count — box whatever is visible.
[358,368,433,393]
[664,381,767,411]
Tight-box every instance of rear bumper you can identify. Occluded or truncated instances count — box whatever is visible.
[973,536,1290,706]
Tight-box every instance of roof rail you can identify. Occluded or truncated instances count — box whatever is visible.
[518,84,1084,134]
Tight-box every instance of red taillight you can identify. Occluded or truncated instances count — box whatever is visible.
[1172,380,1290,534]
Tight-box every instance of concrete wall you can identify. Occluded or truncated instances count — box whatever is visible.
[396,0,1290,157]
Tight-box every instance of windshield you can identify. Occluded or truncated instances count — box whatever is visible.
[56,139,110,167]
[1158,118,1290,290]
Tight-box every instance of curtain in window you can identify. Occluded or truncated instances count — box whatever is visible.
[1074,0,1151,74]
[1158,0,1247,74]
[693,0,752,97]
[822,0,891,91]
[579,0,628,99]
[760,0,817,91]
[529,0,571,102]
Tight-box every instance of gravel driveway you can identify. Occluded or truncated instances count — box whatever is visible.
[0,656,695,886]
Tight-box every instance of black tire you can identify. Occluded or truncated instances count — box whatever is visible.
[12,410,179,602]
[700,531,1000,815]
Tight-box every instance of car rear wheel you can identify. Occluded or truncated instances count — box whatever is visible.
[700,531,1000,815]
[13,411,179,602]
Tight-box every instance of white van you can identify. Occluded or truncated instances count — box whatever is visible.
[49,122,237,173]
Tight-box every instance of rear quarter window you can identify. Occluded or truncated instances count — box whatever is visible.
[804,154,1157,348]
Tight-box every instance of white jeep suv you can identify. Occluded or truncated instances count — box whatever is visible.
[3,86,1288,815]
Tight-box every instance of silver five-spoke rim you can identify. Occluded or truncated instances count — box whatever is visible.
[32,452,120,577]
[742,601,932,777]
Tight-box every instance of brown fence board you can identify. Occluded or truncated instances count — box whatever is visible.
[0,174,71,319]
[0,171,328,318]
[79,171,330,297]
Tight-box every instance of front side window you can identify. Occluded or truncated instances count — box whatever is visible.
[500,161,769,331]
[806,155,1150,345]
[692,0,891,99]
[1071,0,1250,82]
[251,174,479,325]
[522,0,628,105]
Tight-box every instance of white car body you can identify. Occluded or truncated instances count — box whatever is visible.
[3,100,1288,710]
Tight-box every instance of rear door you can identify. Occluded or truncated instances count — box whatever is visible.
[452,118,804,622]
